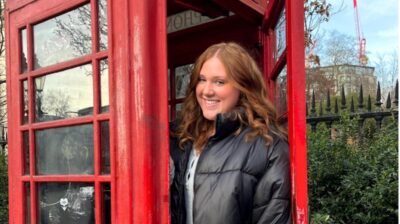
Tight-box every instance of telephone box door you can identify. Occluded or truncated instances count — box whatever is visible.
[6,0,169,223]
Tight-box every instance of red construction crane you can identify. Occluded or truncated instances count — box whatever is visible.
[353,0,368,65]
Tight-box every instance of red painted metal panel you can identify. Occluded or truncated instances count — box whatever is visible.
[263,29,274,100]
[20,175,111,182]
[95,181,102,224]
[91,0,99,54]
[31,180,37,224]
[286,0,308,223]
[25,51,107,79]
[6,0,36,12]
[110,0,133,221]
[9,0,87,26]
[7,1,114,223]
[6,7,24,224]
[262,0,284,30]
[128,1,169,223]
[111,0,169,222]
[212,0,264,23]
[173,0,226,18]
[262,0,309,223]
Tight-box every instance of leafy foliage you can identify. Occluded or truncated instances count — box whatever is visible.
[0,150,7,223]
[308,114,398,223]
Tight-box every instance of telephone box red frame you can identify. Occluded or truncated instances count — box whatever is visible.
[5,0,307,223]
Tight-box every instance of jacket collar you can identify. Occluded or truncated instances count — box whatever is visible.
[211,108,245,142]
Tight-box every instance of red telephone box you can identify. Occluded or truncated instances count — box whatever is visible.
[5,0,307,223]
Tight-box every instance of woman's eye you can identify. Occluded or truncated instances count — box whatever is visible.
[198,78,206,82]
[215,80,225,85]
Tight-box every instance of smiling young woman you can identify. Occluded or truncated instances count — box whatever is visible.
[170,42,291,224]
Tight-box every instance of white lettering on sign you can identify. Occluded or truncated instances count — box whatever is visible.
[167,10,225,33]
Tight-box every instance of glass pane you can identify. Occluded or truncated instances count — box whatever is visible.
[38,182,94,224]
[175,64,192,99]
[33,4,91,69]
[23,80,29,124]
[21,28,28,73]
[176,103,183,118]
[35,64,93,122]
[275,66,287,115]
[25,182,31,224]
[100,121,110,174]
[99,0,108,51]
[23,131,30,175]
[274,9,286,62]
[35,124,94,175]
[101,183,111,224]
[100,59,109,113]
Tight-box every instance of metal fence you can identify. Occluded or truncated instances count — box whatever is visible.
[307,80,398,132]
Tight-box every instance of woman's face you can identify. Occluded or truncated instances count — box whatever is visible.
[196,56,240,121]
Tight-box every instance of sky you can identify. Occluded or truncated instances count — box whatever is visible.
[319,0,398,64]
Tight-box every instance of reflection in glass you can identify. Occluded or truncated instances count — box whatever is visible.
[23,80,29,124]
[100,121,110,174]
[176,103,183,118]
[100,59,109,113]
[175,64,192,99]
[274,9,286,61]
[101,183,111,224]
[38,182,94,224]
[25,182,31,224]
[35,124,94,175]
[99,0,108,51]
[23,131,30,175]
[33,4,91,69]
[35,64,93,122]
[275,66,287,115]
[21,29,28,73]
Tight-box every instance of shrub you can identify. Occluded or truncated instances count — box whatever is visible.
[0,150,7,223]
[308,114,398,224]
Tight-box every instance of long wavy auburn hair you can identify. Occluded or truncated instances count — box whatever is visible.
[175,42,287,151]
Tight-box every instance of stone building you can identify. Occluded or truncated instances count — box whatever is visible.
[307,64,377,101]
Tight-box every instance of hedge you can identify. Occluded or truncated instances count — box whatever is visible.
[0,151,7,223]
[308,114,398,223]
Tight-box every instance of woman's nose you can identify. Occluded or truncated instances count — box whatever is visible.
[203,82,214,95]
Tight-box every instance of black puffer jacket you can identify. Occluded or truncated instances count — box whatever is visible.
[170,113,291,224]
